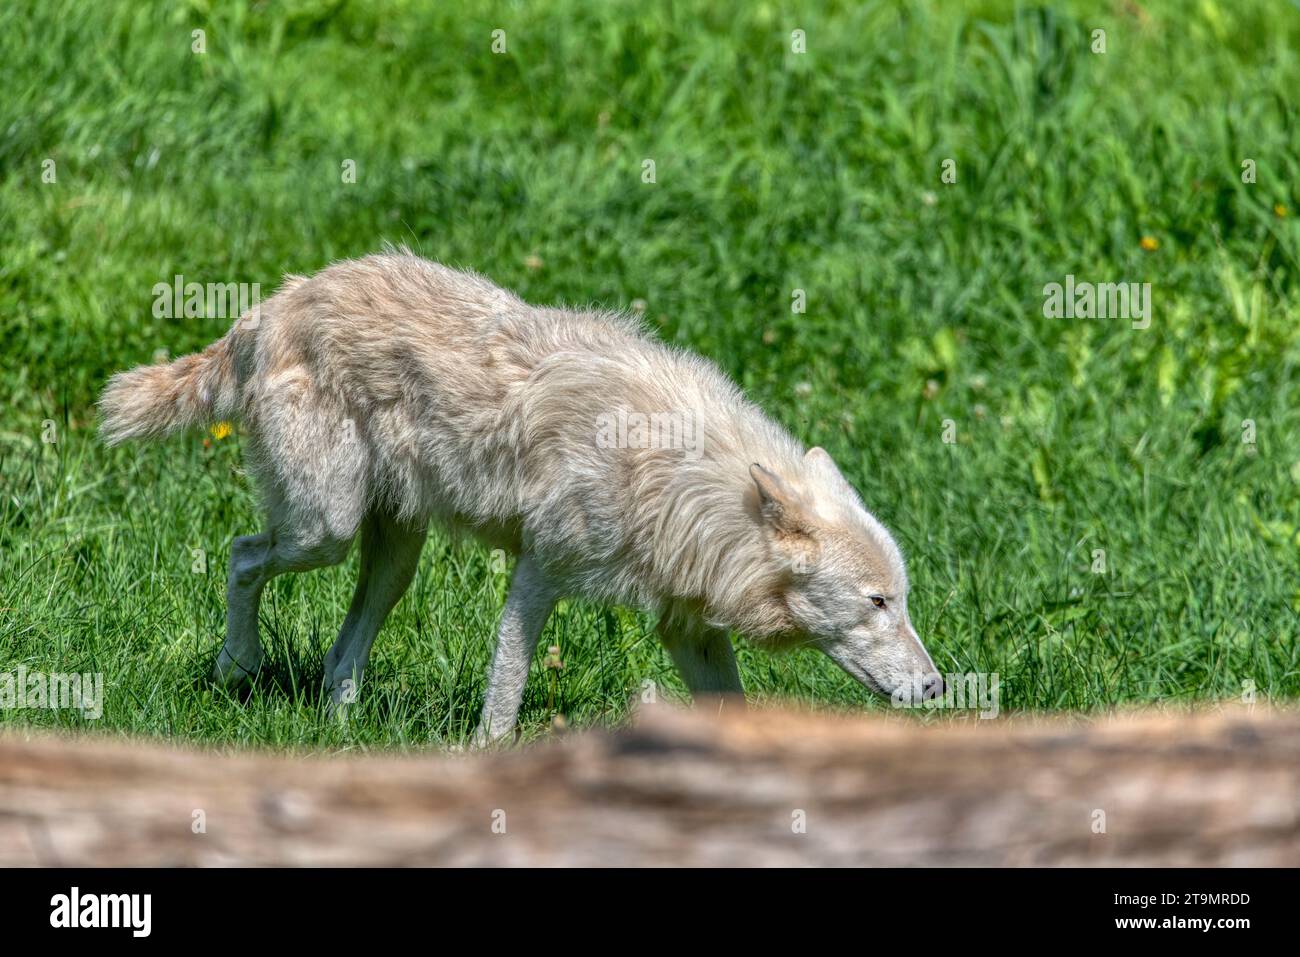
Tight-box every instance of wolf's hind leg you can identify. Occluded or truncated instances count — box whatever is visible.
[215,532,274,686]
[471,553,558,747]
[323,511,427,714]
[214,525,355,689]
[657,608,744,701]
[215,388,369,690]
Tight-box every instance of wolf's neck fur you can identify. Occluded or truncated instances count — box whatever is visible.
[624,360,811,640]
[505,302,831,639]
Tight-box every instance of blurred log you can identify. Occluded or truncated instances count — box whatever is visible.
[1,704,1297,866]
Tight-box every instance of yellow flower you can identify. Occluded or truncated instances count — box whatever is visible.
[209,421,232,440]
[1275,204,1288,218]
[1139,236,1159,251]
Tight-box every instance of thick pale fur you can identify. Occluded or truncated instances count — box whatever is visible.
[101,250,937,742]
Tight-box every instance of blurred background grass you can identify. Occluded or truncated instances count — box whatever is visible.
[1,0,1298,747]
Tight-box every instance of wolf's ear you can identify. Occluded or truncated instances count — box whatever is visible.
[805,446,840,475]
[805,446,858,498]
[749,463,814,536]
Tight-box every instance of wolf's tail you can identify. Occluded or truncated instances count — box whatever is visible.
[99,328,244,445]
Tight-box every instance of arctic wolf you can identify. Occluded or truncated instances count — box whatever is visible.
[100,252,940,743]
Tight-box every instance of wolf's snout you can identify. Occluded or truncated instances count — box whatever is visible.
[888,670,944,705]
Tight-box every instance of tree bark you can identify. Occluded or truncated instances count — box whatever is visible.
[1,704,1297,866]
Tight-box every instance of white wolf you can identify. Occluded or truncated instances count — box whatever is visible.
[100,251,940,743]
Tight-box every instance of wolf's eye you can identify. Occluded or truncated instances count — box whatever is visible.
[869,595,886,609]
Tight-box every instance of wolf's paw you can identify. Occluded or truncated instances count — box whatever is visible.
[325,677,358,722]
[211,647,260,690]
[468,724,514,751]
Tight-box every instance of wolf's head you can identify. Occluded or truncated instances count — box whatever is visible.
[749,448,940,704]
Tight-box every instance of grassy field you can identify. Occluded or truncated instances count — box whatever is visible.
[2,0,1298,749]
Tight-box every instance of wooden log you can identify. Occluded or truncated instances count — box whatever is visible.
[1,704,1297,866]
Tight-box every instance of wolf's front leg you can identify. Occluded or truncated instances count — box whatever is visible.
[471,553,558,747]
[657,608,744,700]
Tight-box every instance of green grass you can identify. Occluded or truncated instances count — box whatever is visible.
[2,0,1299,749]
